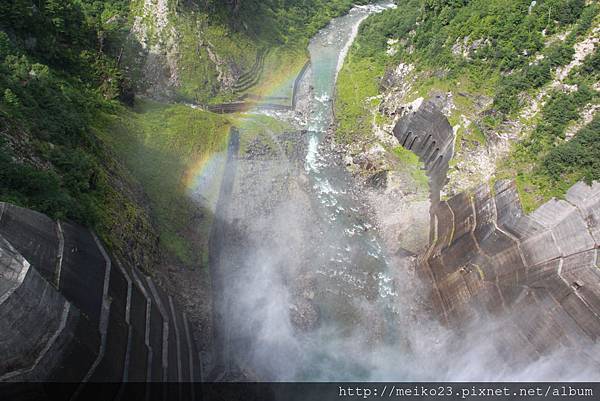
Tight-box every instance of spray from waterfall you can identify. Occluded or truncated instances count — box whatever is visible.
[200,1,600,383]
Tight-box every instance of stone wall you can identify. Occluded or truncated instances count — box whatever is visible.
[0,203,202,397]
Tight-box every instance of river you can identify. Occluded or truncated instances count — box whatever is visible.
[198,0,600,384]
[209,2,412,382]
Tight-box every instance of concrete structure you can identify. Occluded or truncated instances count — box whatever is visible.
[207,61,310,114]
[393,99,600,364]
[392,99,454,203]
[0,203,202,397]
[418,181,600,357]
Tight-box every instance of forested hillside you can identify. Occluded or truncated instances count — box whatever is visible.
[336,0,599,210]
[0,0,369,270]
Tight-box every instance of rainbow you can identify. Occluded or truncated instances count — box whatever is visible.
[181,49,309,210]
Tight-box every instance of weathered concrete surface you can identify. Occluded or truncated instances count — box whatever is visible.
[386,97,600,372]
[392,99,454,203]
[0,235,76,382]
[417,180,600,360]
[0,202,202,396]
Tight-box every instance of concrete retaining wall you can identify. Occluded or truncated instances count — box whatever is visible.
[0,203,202,397]
[207,60,311,114]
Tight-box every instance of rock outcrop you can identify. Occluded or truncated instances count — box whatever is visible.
[0,203,202,396]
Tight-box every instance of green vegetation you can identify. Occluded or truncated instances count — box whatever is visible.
[236,114,291,154]
[3,0,596,270]
[172,12,260,104]
[0,0,132,225]
[544,114,600,184]
[493,4,598,115]
[205,0,372,46]
[335,0,599,210]
[393,146,429,190]
[347,0,589,70]
[1,0,380,270]
[170,0,374,103]
[246,47,308,102]
[335,56,384,142]
[0,0,165,270]
[0,136,82,219]
[336,0,597,127]
[95,100,230,266]
[497,62,599,211]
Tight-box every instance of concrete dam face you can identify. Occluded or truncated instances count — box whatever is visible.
[392,99,454,204]
[393,100,600,368]
[2,102,600,387]
[0,203,201,397]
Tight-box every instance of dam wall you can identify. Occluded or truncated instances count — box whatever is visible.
[392,99,454,203]
[0,203,202,398]
[207,60,310,114]
[418,178,600,359]
[392,99,600,361]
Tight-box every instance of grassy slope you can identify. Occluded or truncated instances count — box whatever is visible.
[235,114,292,153]
[335,54,385,143]
[95,100,230,267]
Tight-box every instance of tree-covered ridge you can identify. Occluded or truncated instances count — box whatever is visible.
[498,44,600,210]
[204,0,372,45]
[0,0,130,225]
[352,0,590,66]
[335,0,599,209]
[347,0,596,112]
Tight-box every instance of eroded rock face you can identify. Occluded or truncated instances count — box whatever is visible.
[417,180,600,363]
